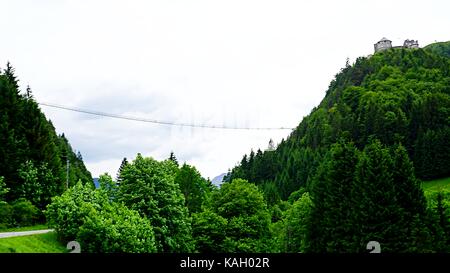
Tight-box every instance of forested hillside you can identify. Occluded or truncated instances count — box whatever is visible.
[226,43,450,201]
[425,41,450,58]
[0,63,92,227]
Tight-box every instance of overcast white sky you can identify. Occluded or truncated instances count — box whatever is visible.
[1,0,449,179]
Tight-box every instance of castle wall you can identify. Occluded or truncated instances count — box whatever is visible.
[374,38,419,53]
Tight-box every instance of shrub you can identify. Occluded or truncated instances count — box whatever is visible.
[0,202,13,227]
[45,181,156,253]
[45,181,102,241]
[11,198,39,226]
[77,202,156,253]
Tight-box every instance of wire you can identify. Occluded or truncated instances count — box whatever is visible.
[38,102,295,130]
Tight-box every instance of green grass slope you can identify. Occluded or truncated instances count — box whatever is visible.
[0,232,67,253]
[422,177,450,193]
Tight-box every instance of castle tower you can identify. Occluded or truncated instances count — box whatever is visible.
[403,39,419,49]
[374,37,392,53]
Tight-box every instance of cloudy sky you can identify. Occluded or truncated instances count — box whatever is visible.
[1,0,449,179]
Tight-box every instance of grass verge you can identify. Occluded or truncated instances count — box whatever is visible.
[0,232,67,253]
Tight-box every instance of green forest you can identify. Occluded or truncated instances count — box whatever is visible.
[1,41,449,253]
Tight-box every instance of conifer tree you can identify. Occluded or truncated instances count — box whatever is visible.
[4,62,19,90]
[116,157,129,183]
[169,151,179,167]
[353,140,404,253]
[307,141,359,253]
[392,145,427,216]
[391,144,433,252]
[436,192,449,232]
[434,191,450,252]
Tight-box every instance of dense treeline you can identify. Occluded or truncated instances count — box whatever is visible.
[46,153,280,253]
[47,153,213,252]
[307,140,437,252]
[0,63,92,227]
[226,44,450,200]
[45,149,450,253]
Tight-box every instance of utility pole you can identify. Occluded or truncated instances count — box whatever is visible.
[66,155,70,190]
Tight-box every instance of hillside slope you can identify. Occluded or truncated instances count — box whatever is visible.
[0,232,66,253]
[425,41,450,58]
[0,63,93,210]
[226,42,450,200]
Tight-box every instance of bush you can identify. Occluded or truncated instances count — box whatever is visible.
[45,181,156,253]
[77,202,156,253]
[0,202,13,227]
[11,198,39,226]
[45,181,102,241]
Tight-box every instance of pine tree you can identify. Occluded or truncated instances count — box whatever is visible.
[436,192,448,233]
[306,140,360,253]
[169,151,179,167]
[116,157,129,183]
[240,154,249,178]
[392,145,426,212]
[353,140,403,253]
[4,62,19,91]
[248,150,255,182]
[391,144,431,252]
[421,191,449,253]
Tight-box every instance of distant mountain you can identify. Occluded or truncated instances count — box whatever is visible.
[211,173,226,187]
[93,178,100,188]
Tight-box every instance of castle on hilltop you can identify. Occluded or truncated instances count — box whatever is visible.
[374,37,419,53]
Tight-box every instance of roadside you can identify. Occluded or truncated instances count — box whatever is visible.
[0,224,48,233]
[0,229,54,239]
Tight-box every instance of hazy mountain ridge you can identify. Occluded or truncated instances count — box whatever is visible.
[211,173,226,187]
